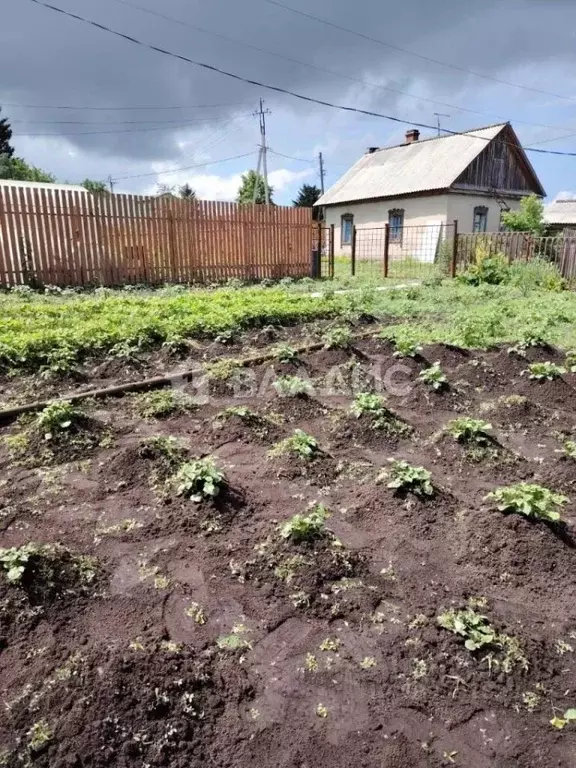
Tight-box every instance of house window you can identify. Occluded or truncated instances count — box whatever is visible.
[388,208,404,242]
[473,206,488,233]
[341,214,353,245]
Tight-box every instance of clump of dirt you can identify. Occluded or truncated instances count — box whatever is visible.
[331,409,412,451]
[0,647,254,768]
[267,452,339,485]
[237,506,383,620]
[480,394,547,430]
[6,411,108,468]
[210,407,284,446]
[102,435,188,491]
[266,393,330,423]
[0,543,98,605]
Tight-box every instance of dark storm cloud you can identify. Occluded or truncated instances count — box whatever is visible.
[2,0,576,163]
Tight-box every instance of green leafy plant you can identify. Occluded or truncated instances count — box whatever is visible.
[485,483,567,523]
[27,720,53,753]
[350,392,406,433]
[392,338,423,359]
[274,344,299,362]
[551,709,576,730]
[322,326,352,349]
[0,543,40,582]
[562,440,576,459]
[446,417,492,444]
[269,429,321,460]
[524,361,566,381]
[418,362,448,390]
[437,608,496,651]
[204,358,241,381]
[383,459,434,497]
[279,504,329,543]
[35,401,80,441]
[133,389,197,419]
[566,350,576,372]
[174,457,226,502]
[273,375,314,397]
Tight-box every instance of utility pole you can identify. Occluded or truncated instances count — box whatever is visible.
[253,98,271,204]
[107,175,115,194]
[318,152,325,195]
[434,112,451,137]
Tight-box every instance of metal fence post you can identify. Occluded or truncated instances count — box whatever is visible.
[451,219,459,278]
[383,223,390,278]
[329,223,335,279]
[351,226,357,277]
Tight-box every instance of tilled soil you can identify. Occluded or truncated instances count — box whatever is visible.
[0,338,575,767]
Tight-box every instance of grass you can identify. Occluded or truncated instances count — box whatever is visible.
[3,264,576,377]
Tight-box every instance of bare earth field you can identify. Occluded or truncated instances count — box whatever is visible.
[0,325,576,768]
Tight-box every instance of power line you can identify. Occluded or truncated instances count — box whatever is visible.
[1,101,244,111]
[111,151,257,182]
[24,0,576,158]
[260,0,576,104]
[10,115,250,125]
[102,0,574,135]
[13,119,237,137]
[268,148,313,163]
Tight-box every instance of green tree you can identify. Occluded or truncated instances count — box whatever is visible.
[293,183,322,220]
[501,194,546,236]
[179,183,197,200]
[0,155,55,182]
[237,170,274,205]
[0,107,14,158]
[293,183,321,208]
[82,178,108,194]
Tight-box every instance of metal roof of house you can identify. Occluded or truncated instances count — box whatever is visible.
[544,199,576,225]
[316,124,509,206]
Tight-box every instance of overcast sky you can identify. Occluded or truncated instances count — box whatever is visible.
[2,0,576,203]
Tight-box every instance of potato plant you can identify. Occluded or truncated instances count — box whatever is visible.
[350,393,407,433]
[279,504,329,543]
[322,326,352,349]
[418,362,448,390]
[485,483,567,523]
[174,457,226,502]
[269,430,321,460]
[274,344,299,363]
[36,401,81,441]
[524,362,566,381]
[383,459,434,498]
[392,339,423,359]
[273,375,314,397]
[446,417,492,444]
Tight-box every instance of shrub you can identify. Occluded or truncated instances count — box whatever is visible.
[446,417,492,443]
[174,457,226,502]
[485,483,567,523]
[36,401,81,440]
[524,362,566,381]
[273,375,314,397]
[323,326,352,349]
[459,253,509,287]
[383,459,434,497]
[269,430,321,460]
[418,362,447,390]
[279,504,329,543]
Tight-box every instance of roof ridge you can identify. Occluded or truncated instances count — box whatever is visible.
[370,122,509,154]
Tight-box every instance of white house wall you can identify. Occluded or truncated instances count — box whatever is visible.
[324,194,450,254]
[446,193,522,233]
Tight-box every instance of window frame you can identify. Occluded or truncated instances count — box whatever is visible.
[388,208,405,243]
[341,213,354,246]
[473,205,489,234]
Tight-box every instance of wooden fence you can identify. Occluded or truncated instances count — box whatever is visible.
[0,185,314,287]
[456,230,576,282]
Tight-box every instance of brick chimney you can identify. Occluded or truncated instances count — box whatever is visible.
[405,129,420,143]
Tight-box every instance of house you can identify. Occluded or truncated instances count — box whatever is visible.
[315,123,545,256]
[544,199,576,234]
